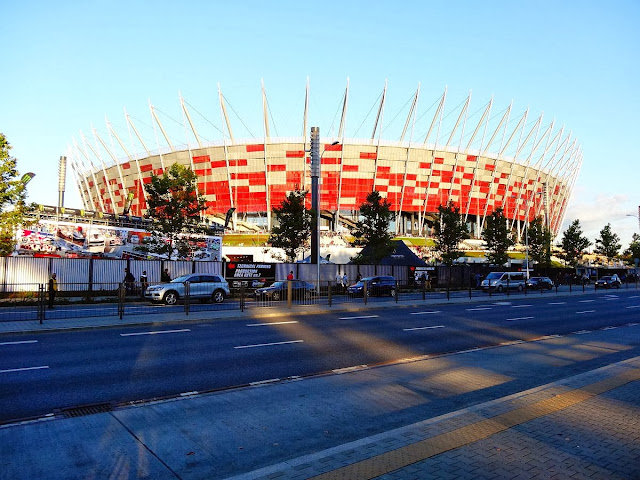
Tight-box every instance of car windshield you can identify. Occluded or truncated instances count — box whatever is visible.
[171,275,192,283]
[600,276,613,281]
[270,281,285,288]
[486,272,503,280]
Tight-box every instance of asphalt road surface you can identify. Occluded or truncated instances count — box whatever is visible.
[1,290,638,423]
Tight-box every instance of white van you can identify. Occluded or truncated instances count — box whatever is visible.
[481,271,526,292]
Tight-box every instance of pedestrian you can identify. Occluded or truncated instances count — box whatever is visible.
[336,271,342,293]
[48,273,57,309]
[342,273,348,292]
[161,268,171,283]
[420,272,427,287]
[287,270,294,281]
[356,272,362,282]
[124,268,135,295]
[139,270,148,298]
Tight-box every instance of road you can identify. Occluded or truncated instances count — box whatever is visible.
[1,290,638,423]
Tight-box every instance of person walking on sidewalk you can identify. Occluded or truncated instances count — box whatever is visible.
[287,271,294,281]
[161,268,171,283]
[48,273,57,309]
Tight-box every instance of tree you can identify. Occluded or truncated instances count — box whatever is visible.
[139,163,207,259]
[624,233,640,265]
[433,201,469,265]
[0,133,33,256]
[558,219,591,266]
[350,190,395,264]
[268,190,312,262]
[527,215,552,268]
[482,207,514,266]
[594,223,621,263]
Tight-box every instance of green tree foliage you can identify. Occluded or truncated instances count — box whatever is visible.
[350,190,395,264]
[0,134,33,255]
[433,201,469,265]
[482,207,514,266]
[527,215,552,268]
[558,219,591,266]
[624,233,640,264]
[594,223,621,262]
[139,163,207,259]
[268,190,312,262]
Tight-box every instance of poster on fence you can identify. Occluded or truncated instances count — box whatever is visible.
[225,262,276,289]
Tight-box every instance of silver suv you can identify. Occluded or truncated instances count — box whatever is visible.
[145,273,230,305]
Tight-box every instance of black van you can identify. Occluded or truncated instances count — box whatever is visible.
[347,276,397,297]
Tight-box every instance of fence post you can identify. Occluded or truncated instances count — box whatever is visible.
[364,280,368,305]
[395,279,398,303]
[287,280,292,309]
[118,282,125,319]
[506,277,510,296]
[184,282,190,315]
[38,284,45,324]
[422,280,426,301]
[328,281,332,307]
[469,284,472,299]
[240,284,245,312]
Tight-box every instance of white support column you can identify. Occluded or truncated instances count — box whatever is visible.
[398,82,420,230]
[218,84,235,230]
[83,129,116,213]
[73,138,103,212]
[125,109,150,156]
[445,92,471,206]
[149,101,174,153]
[178,93,196,173]
[336,77,350,229]
[180,92,202,149]
[261,80,271,229]
[68,152,91,211]
[523,121,559,224]
[121,109,150,214]
[463,98,493,223]
[149,101,167,171]
[95,123,127,200]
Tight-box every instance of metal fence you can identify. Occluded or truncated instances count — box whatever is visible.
[1,277,637,324]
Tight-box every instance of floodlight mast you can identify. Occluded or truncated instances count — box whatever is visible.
[310,127,320,266]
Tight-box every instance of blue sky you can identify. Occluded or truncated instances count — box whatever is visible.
[2,0,639,248]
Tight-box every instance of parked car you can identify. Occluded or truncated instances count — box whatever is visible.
[347,276,397,297]
[255,280,316,301]
[144,273,230,305]
[525,276,554,290]
[481,272,526,292]
[595,275,621,289]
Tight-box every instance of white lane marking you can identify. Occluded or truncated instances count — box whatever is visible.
[1,365,49,374]
[466,307,492,311]
[0,340,38,346]
[234,340,303,349]
[339,315,379,320]
[120,329,191,337]
[626,305,640,309]
[605,297,619,300]
[548,302,566,305]
[629,295,639,299]
[506,317,534,322]
[403,325,445,331]
[247,321,299,327]
[576,310,596,314]
[574,330,591,334]
[410,311,441,315]
[250,378,281,386]
[579,300,595,303]
[511,304,532,308]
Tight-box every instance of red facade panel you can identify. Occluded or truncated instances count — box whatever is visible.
[360,152,377,160]
[246,144,264,152]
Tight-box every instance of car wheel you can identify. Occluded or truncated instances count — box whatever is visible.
[390,288,396,297]
[212,289,225,303]
[497,285,504,293]
[272,291,281,301]
[517,285,524,292]
[163,291,179,305]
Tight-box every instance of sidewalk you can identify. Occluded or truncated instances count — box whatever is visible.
[1,317,639,479]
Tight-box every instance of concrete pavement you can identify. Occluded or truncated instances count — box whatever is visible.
[1,292,639,479]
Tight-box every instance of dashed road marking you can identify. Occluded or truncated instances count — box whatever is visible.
[466,307,492,311]
[506,316,534,322]
[1,365,49,374]
[234,340,303,349]
[410,311,441,315]
[548,302,566,305]
[339,315,379,320]
[579,300,595,303]
[0,340,38,346]
[403,325,445,331]
[120,329,191,337]
[626,305,640,309]
[511,304,532,308]
[247,321,299,327]
[576,310,596,314]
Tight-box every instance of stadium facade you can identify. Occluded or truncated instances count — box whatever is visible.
[68,82,582,239]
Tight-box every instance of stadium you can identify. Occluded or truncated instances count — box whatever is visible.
[67,82,582,239]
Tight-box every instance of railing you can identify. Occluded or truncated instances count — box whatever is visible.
[0,278,636,323]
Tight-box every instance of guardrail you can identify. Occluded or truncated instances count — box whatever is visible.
[0,279,637,323]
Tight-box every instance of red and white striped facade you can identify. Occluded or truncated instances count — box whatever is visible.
[69,84,582,237]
